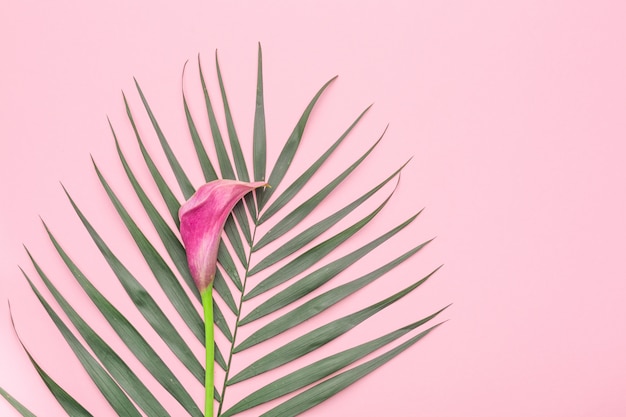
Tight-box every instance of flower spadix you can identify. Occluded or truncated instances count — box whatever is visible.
[179,179,266,293]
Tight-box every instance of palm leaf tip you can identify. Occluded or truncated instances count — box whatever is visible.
[236,234,433,353]
[259,322,445,417]
[23,250,172,417]
[238,209,423,331]
[58,190,206,412]
[197,55,236,181]
[248,160,412,278]
[9,306,95,417]
[257,75,339,210]
[18,270,144,417]
[229,267,440,386]
[223,308,447,416]
[135,78,196,200]
[255,103,376,228]
[253,127,387,253]
[182,66,219,183]
[215,50,251,183]
[253,42,267,183]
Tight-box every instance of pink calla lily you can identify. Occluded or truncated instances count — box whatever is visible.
[179,179,267,293]
[179,179,266,417]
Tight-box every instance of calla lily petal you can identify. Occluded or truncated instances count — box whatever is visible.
[179,179,267,293]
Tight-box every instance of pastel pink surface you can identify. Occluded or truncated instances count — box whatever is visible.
[2,1,626,416]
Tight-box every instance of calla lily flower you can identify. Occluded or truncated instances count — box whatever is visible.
[179,179,267,293]
[179,179,266,417]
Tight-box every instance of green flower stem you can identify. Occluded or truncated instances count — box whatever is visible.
[201,285,215,417]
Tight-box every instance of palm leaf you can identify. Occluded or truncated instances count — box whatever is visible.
[21,256,169,417]
[21,270,143,417]
[183,61,219,183]
[0,386,36,417]
[134,79,196,199]
[252,126,385,252]
[227,268,437,385]
[260,322,444,417]
[236,233,434,343]
[40,222,205,414]
[8,329,92,417]
[248,161,409,276]
[122,92,182,225]
[249,184,395,300]
[255,104,372,226]
[223,309,446,416]
[252,43,267,184]
[62,187,204,384]
[2,46,446,417]
[256,75,337,210]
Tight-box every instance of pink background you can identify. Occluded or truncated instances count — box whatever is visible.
[2,1,626,416]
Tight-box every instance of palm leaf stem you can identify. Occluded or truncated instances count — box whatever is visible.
[216,221,260,417]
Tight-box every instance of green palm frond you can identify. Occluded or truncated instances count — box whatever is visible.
[3,44,446,416]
